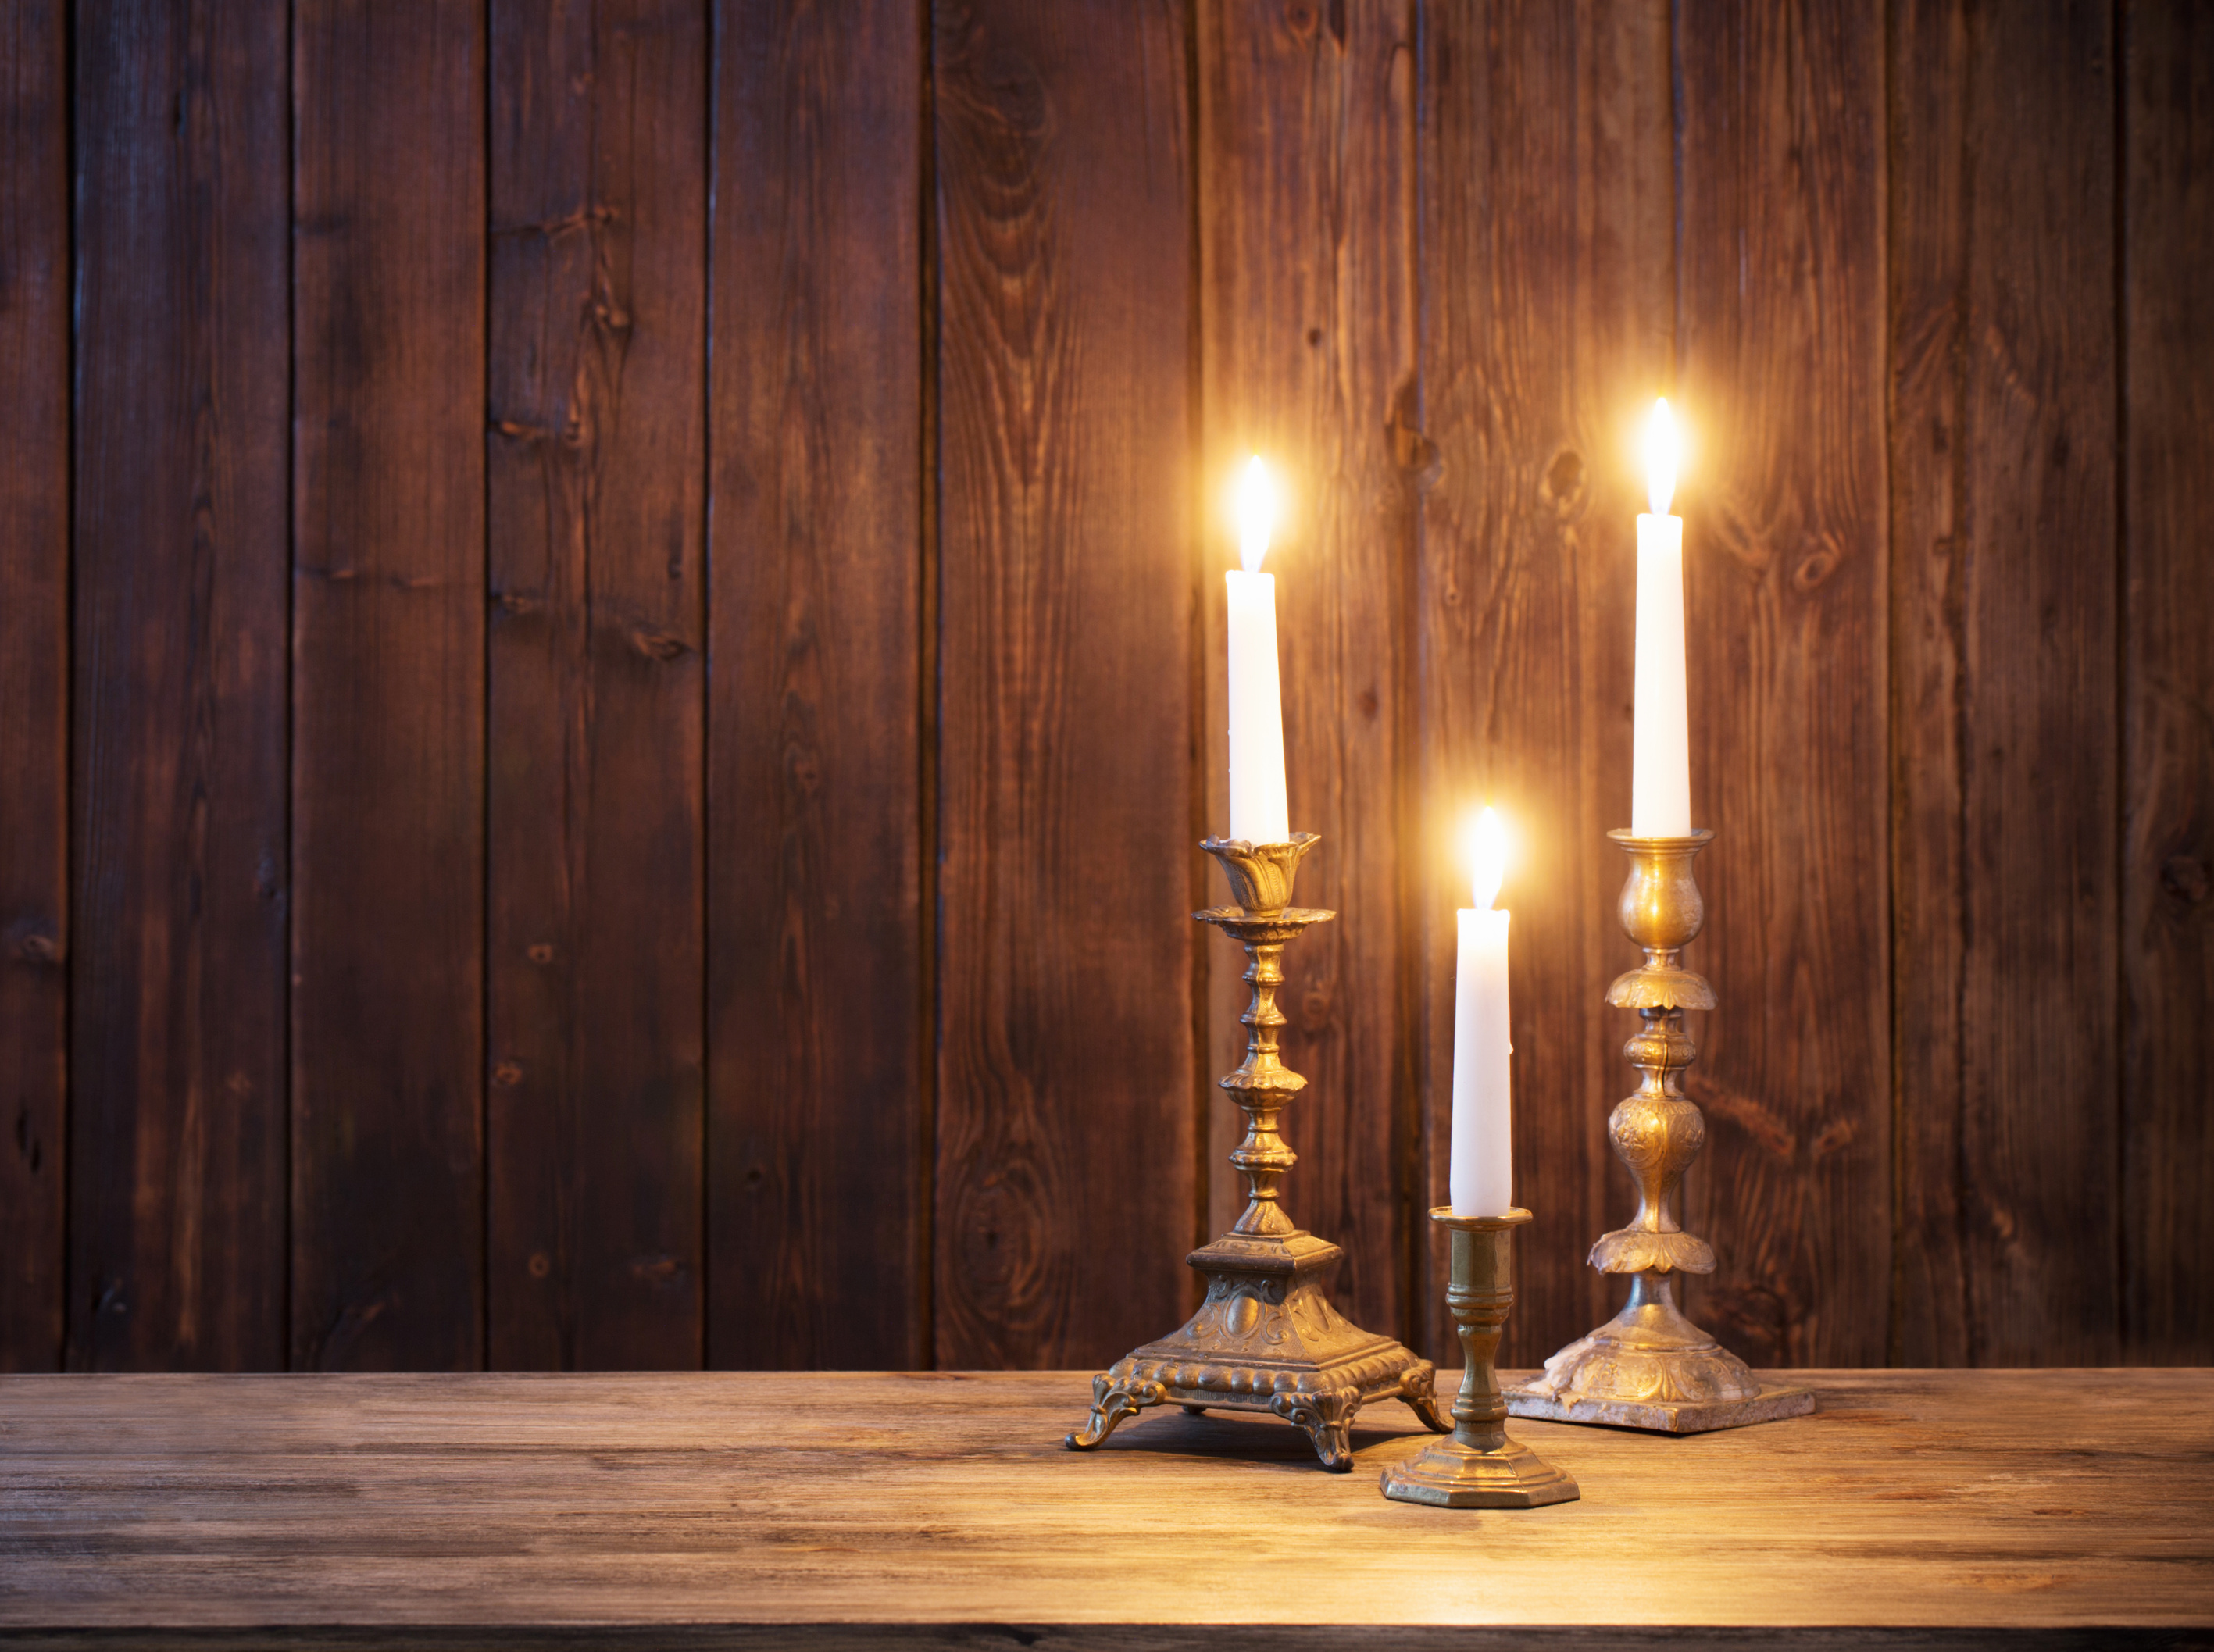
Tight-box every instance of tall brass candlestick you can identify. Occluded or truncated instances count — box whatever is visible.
[1504,830,1815,1433]
[1381,1208,1577,1508]
[1066,833,1447,1472]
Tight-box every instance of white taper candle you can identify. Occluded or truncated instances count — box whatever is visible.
[1631,400,1691,837]
[1227,458,1289,844]
[1448,807,1513,1218]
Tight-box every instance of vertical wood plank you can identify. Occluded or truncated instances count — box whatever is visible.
[486,0,707,1372]
[1673,0,1891,1366]
[709,0,924,1367]
[67,0,290,1372]
[1416,0,1673,1368]
[1889,0,2119,1365]
[933,0,1198,1368]
[0,0,68,1372]
[1886,0,1972,1368]
[2120,0,2214,1365]
[291,0,487,1370]
[1197,0,1419,1347]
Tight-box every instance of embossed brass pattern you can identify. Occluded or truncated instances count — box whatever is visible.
[1504,830,1816,1434]
[1066,835,1448,1472]
[1380,1208,1579,1509]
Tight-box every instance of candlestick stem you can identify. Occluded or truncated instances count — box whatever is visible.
[1380,1208,1577,1507]
[1504,829,1815,1433]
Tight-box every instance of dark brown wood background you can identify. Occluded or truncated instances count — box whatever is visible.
[0,0,2205,1375]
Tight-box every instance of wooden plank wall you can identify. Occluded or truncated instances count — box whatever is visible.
[0,0,2204,1375]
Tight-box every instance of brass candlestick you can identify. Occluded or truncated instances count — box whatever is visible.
[1066,833,1448,1472]
[1381,1208,1578,1507]
[1505,829,1815,1433]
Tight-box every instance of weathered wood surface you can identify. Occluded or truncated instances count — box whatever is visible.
[709,0,924,1369]
[1672,0,1891,1369]
[1197,0,1419,1348]
[1891,0,2121,1367]
[290,0,487,1370]
[0,1369,2208,1645]
[4,1,2212,1380]
[2121,0,2214,1366]
[0,0,68,1374]
[1416,0,1672,1368]
[931,0,1199,1369]
[485,0,708,1372]
[68,0,290,1372]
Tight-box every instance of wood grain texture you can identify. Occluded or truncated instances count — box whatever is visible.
[1672,0,1891,1367]
[708,0,924,1368]
[291,0,487,1371]
[1197,0,1419,1346]
[1887,0,1973,1369]
[0,0,68,1372]
[67,0,290,1373]
[1415,0,1673,1368]
[486,0,707,1372]
[1889,0,2119,1366]
[2120,0,2214,1365]
[933,0,1198,1368]
[0,1369,2209,1638]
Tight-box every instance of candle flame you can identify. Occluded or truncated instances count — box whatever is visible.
[1644,398,1679,517]
[1237,455,1275,574]
[1466,805,1508,911]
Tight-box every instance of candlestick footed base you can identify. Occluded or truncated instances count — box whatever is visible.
[1504,830,1813,1435]
[1382,1209,1578,1509]
[1066,836,1448,1472]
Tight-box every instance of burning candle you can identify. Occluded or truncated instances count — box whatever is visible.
[1448,806,1513,1218]
[1631,399,1691,837]
[1226,456,1289,844]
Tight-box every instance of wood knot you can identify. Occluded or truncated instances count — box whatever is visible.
[1387,379,1440,489]
[1542,448,1585,516]
[630,626,692,662]
[492,1061,524,1088]
[1793,546,1838,591]
[2162,855,2209,906]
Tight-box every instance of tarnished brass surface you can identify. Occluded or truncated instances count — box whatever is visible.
[1505,830,1815,1435]
[1381,1209,1579,1509]
[1066,836,1447,1472]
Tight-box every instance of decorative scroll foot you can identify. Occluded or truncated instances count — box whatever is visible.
[1272,1387,1358,1472]
[1064,1376,1166,1451]
[1396,1361,1451,1433]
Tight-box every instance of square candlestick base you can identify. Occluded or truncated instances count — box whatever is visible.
[1505,1377,1815,1435]
[1380,1209,1578,1510]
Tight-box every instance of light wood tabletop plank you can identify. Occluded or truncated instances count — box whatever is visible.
[0,1369,2208,1647]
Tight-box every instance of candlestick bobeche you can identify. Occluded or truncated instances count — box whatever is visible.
[1380,1207,1577,1507]
[1504,828,1814,1433]
[1066,833,1448,1472]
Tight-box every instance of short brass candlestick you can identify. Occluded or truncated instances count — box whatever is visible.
[1066,833,1448,1471]
[1505,829,1814,1433]
[1381,1208,1577,1507]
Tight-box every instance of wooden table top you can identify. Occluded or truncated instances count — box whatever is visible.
[2,1368,2209,1648]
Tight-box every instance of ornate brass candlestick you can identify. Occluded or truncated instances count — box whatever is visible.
[1066,833,1448,1471]
[1381,1208,1577,1507]
[1505,830,1814,1433]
